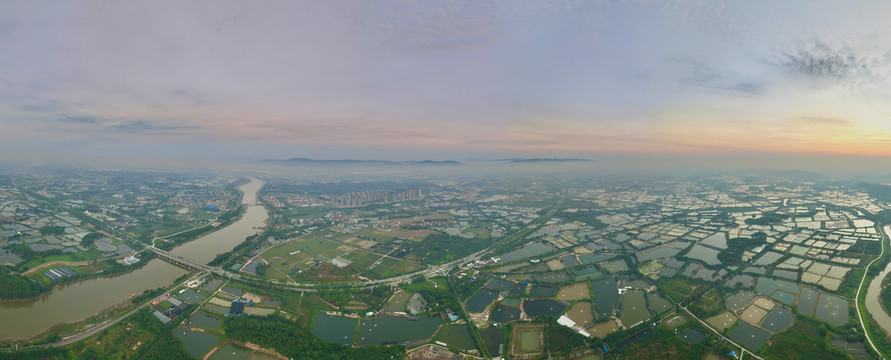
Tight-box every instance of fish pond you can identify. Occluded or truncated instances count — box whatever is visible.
[528,284,558,298]
[760,306,793,332]
[679,328,705,343]
[174,327,220,359]
[647,292,672,314]
[756,277,800,296]
[480,326,505,356]
[209,343,252,360]
[313,314,358,345]
[592,278,618,317]
[797,287,819,316]
[188,312,221,329]
[636,246,682,262]
[466,288,499,313]
[499,242,556,263]
[726,291,756,310]
[816,293,849,326]
[356,315,442,346]
[685,244,721,266]
[619,290,651,326]
[437,325,477,351]
[523,299,566,318]
[729,322,770,350]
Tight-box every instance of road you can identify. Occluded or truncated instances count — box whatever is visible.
[856,224,889,359]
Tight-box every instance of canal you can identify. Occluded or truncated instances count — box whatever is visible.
[0,178,268,340]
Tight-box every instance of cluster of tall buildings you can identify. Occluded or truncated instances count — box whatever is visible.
[330,187,422,208]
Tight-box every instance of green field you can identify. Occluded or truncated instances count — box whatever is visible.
[521,331,541,351]
[459,227,491,239]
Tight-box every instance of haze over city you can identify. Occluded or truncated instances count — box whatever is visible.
[2,1,891,168]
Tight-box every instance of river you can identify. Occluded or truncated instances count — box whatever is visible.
[865,225,891,337]
[0,178,268,340]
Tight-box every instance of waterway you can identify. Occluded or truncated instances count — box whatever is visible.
[0,178,268,340]
[865,225,891,336]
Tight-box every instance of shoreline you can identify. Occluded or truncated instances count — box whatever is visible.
[0,178,264,343]
[0,252,154,304]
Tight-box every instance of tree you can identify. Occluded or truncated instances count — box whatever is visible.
[81,232,102,247]
[39,225,65,236]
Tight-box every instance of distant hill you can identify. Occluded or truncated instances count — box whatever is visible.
[500,158,592,163]
[261,157,462,165]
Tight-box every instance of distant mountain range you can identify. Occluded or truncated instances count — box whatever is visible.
[261,157,462,165]
[499,158,592,163]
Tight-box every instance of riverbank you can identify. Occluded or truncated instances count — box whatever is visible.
[0,178,269,341]
[858,224,891,359]
[0,251,156,303]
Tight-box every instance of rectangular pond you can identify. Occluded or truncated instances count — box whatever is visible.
[729,322,770,350]
[522,299,566,318]
[636,246,682,262]
[685,244,721,266]
[816,293,849,326]
[592,278,618,317]
[187,312,221,329]
[499,242,556,263]
[437,324,477,351]
[619,290,651,327]
[755,277,800,296]
[528,285,558,298]
[480,326,504,356]
[797,287,819,316]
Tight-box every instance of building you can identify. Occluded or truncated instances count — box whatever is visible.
[330,187,422,208]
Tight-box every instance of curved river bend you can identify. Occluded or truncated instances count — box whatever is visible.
[0,178,268,340]
[865,225,891,337]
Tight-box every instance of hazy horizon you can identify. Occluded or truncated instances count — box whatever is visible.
[2,1,891,165]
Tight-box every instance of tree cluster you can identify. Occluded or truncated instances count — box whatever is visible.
[0,270,51,300]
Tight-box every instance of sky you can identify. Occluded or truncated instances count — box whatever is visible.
[1,1,891,162]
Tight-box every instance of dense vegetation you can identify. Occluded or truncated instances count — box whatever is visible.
[0,269,51,300]
[224,315,405,360]
[39,225,65,236]
[419,233,490,264]
[545,322,589,357]
[80,232,102,247]
[0,348,67,360]
[716,232,767,266]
